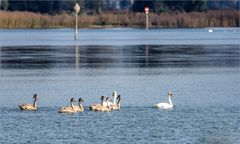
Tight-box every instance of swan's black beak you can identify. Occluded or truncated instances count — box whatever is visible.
[112,91,116,96]
[33,94,38,99]
[117,95,121,99]
[71,98,76,102]
[79,98,84,102]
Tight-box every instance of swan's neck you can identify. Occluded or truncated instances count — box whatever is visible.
[113,94,117,104]
[33,98,37,108]
[101,99,104,106]
[79,102,84,110]
[117,99,121,108]
[106,100,110,109]
[70,101,76,111]
[168,96,173,106]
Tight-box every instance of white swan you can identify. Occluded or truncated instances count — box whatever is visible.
[155,92,173,109]
[112,91,118,104]
[208,29,213,32]
[110,95,121,110]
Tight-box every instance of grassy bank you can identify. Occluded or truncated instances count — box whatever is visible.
[0,10,239,28]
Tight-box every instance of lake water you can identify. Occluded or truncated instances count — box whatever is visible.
[0,28,239,143]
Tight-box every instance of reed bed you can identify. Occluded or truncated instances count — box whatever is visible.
[0,10,239,28]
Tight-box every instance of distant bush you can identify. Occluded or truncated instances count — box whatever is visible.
[0,10,239,28]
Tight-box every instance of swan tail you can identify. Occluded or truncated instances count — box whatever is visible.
[89,105,95,110]
[19,105,24,110]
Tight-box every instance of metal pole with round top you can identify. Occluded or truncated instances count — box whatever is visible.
[144,7,149,29]
[74,3,80,40]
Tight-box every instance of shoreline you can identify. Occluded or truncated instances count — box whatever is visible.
[0,27,239,30]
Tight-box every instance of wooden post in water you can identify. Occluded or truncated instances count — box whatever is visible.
[74,3,80,40]
[144,7,149,29]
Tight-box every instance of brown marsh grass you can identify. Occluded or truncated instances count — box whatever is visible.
[0,10,239,28]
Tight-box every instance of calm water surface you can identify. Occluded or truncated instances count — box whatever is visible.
[0,28,239,143]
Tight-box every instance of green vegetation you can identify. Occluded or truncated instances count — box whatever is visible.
[1,0,239,14]
[1,0,9,10]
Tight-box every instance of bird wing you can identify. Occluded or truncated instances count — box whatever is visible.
[19,104,34,110]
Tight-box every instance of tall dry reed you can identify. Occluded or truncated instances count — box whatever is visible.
[0,10,239,28]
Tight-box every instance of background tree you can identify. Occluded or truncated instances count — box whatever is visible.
[4,0,238,14]
[153,1,169,13]
[132,0,209,13]
[94,0,102,15]
[132,0,154,12]
[1,0,9,10]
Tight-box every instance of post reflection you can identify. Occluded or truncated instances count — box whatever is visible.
[75,45,80,69]
[0,46,1,70]
[145,45,149,67]
[0,45,238,69]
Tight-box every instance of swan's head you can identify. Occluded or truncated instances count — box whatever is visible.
[117,95,121,103]
[33,94,38,99]
[70,98,76,102]
[168,92,173,97]
[112,91,117,97]
[79,98,84,103]
[117,95,121,100]
[100,96,105,100]
[106,97,110,101]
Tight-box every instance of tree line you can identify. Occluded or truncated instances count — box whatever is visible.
[1,0,239,15]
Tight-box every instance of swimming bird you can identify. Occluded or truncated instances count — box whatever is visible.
[102,91,118,106]
[91,96,112,112]
[89,96,105,110]
[154,92,173,109]
[110,95,121,110]
[75,98,84,112]
[111,91,118,105]
[208,29,213,32]
[58,98,77,113]
[19,94,38,111]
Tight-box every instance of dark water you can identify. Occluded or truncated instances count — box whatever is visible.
[0,28,240,143]
[0,45,239,69]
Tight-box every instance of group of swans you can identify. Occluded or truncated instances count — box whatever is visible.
[18,91,174,112]
[89,91,121,112]
[58,98,84,113]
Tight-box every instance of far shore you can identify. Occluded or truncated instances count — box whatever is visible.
[0,10,239,29]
